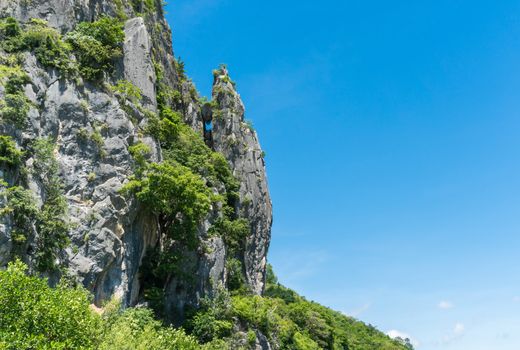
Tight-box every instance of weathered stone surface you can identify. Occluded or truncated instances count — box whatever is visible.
[211,69,273,294]
[0,0,271,324]
[255,330,273,350]
[122,17,157,111]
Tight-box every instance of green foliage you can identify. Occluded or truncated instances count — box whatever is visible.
[0,16,124,79]
[266,263,278,285]
[111,79,142,105]
[223,268,411,350]
[182,266,410,350]
[0,186,38,248]
[186,286,233,344]
[0,17,72,72]
[0,17,21,38]
[77,126,105,157]
[21,19,72,72]
[175,57,186,81]
[188,312,233,344]
[100,307,200,350]
[0,260,102,349]
[154,61,182,109]
[31,138,69,271]
[0,261,205,350]
[0,135,23,167]
[66,17,124,80]
[293,332,320,350]
[0,17,23,52]
[211,217,249,256]
[0,138,69,271]
[0,62,31,129]
[128,141,152,171]
[2,69,30,94]
[122,161,213,248]
[0,90,31,128]
[244,119,255,132]
[130,0,159,15]
[225,257,246,293]
[148,108,240,204]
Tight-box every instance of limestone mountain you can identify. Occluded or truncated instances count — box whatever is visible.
[0,0,411,349]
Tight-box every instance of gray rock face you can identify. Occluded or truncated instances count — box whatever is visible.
[122,17,157,111]
[0,0,119,32]
[211,70,273,294]
[10,46,160,305]
[0,0,271,320]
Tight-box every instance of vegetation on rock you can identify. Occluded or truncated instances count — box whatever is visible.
[0,9,412,350]
[0,260,411,350]
[0,16,124,80]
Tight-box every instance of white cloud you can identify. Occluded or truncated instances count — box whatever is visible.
[454,323,465,335]
[438,300,454,310]
[440,322,465,345]
[513,296,520,303]
[387,330,420,348]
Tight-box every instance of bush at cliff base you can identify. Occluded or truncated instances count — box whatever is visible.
[0,260,101,349]
[0,260,201,350]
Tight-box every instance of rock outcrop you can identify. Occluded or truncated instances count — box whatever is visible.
[212,69,272,294]
[0,0,272,318]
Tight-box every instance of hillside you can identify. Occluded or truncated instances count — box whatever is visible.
[0,0,410,349]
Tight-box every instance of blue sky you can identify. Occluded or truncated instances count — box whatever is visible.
[165,1,520,348]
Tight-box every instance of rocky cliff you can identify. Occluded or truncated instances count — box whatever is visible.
[0,0,272,323]
[0,2,417,349]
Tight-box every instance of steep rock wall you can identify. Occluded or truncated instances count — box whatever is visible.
[0,0,272,318]
[211,68,273,294]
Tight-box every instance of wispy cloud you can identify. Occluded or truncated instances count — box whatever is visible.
[438,300,454,310]
[387,330,420,348]
[454,323,465,335]
[272,249,330,285]
[513,296,520,303]
[347,302,372,317]
[439,322,465,345]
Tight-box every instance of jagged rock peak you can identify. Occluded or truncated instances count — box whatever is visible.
[211,65,273,294]
[0,0,272,320]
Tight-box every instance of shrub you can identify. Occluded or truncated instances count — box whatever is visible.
[3,70,30,94]
[0,91,31,128]
[0,261,204,350]
[100,307,200,350]
[66,17,124,80]
[225,257,246,292]
[0,18,72,72]
[0,62,32,129]
[0,17,22,51]
[0,135,23,167]
[188,312,233,344]
[31,138,69,271]
[111,79,142,105]
[128,141,152,171]
[186,286,233,343]
[0,139,69,271]
[210,218,249,256]
[22,19,72,72]
[0,17,21,38]
[0,186,38,248]
[293,332,320,350]
[0,260,102,349]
